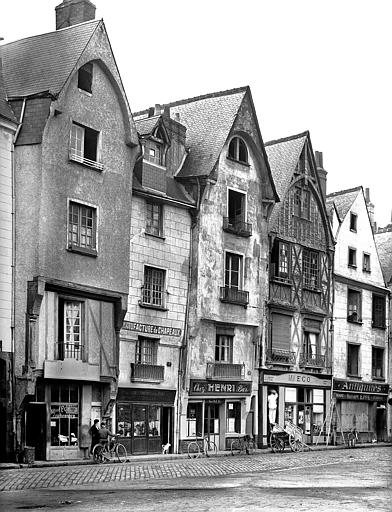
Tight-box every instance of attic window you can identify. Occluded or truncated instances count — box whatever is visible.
[144,140,163,166]
[228,137,248,164]
[78,63,93,93]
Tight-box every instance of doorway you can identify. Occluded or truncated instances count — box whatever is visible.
[376,407,386,441]
[25,403,46,460]
[204,402,220,446]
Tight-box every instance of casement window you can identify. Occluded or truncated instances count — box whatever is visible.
[350,212,357,232]
[293,187,310,219]
[363,253,371,272]
[228,189,246,225]
[57,299,83,360]
[372,347,384,379]
[347,343,360,376]
[271,240,290,281]
[303,332,319,359]
[146,202,163,237]
[136,337,157,365]
[225,252,243,289]
[348,247,357,268]
[144,140,163,166]
[70,122,103,170]
[228,136,248,164]
[77,62,93,93]
[302,249,320,289]
[347,288,362,322]
[226,402,241,433]
[372,294,386,329]
[141,266,165,308]
[68,201,97,255]
[215,334,233,363]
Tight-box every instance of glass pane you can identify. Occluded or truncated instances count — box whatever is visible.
[285,387,296,402]
[313,389,324,404]
[148,406,160,436]
[133,405,146,436]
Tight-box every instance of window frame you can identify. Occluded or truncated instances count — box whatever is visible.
[143,138,164,167]
[302,249,320,290]
[215,334,233,363]
[224,251,244,290]
[349,212,357,232]
[140,266,167,309]
[145,201,164,238]
[271,240,291,282]
[347,288,362,323]
[57,297,85,361]
[372,294,386,329]
[69,121,103,171]
[67,200,98,256]
[347,342,360,377]
[227,136,249,165]
[135,336,158,365]
[77,62,93,94]
[371,346,384,379]
[362,252,371,273]
[348,247,357,268]
[227,187,247,225]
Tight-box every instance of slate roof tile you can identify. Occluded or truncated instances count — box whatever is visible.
[326,187,362,222]
[374,229,392,285]
[0,59,17,123]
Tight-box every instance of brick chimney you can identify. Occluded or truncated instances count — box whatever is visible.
[315,151,327,201]
[55,0,96,30]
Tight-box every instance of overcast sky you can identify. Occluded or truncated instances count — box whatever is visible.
[2,0,391,226]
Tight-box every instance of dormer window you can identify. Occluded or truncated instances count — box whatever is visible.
[144,141,162,166]
[78,63,93,94]
[228,137,248,164]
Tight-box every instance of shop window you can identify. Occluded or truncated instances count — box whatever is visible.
[284,387,325,436]
[362,253,371,273]
[146,202,163,237]
[50,383,79,446]
[347,289,362,322]
[372,294,386,329]
[77,62,93,93]
[186,402,202,437]
[215,334,233,363]
[372,347,384,379]
[302,249,320,289]
[347,343,360,376]
[348,247,357,268]
[228,136,248,164]
[57,299,84,360]
[70,122,102,170]
[133,404,147,437]
[68,201,97,255]
[141,266,166,308]
[271,240,290,282]
[226,402,241,433]
[136,337,157,365]
[117,403,132,438]
[350,212,357,232]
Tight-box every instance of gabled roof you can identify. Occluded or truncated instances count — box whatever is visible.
[326,186,362,222]
[134,87,248,178]
[133,174,195,207]
[135,116,160,137]
[374,228,392,285]
[1,20,100,98]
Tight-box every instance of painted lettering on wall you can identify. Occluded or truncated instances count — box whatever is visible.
[123,321,182,337]
[189,380,252,395]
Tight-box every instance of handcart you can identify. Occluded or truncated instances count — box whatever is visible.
[269,421,311,452]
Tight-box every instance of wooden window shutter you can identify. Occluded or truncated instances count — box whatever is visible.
[271,313,291,351]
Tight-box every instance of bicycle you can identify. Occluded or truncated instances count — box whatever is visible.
[92,435,128,463]
[187,433,218,458]
[347,428,358,448]
[230,434,256,455]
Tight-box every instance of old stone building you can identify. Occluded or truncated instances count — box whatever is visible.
[116,107,195,455]
[262,133,335,447]
[327,187,389,442]
[0,0,139,461]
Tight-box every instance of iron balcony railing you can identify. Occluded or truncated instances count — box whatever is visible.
[223,217,252,237]
[266,348,295,365]
[299,353,327,368]
[206,362,245,380]
[220,286,249,306]
[69,149,104,171]
[130,363,165,382]
[56,342,84,361]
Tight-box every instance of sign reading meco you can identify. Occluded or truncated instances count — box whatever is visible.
[123,321,182,337]
[262,372,331,388]
[189,380,252,396]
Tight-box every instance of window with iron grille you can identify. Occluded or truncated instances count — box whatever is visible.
[68,202,97,254]
[225,252,242,289]
[228,137,248,164]
[347,343,360,376]
[215,335,233,363]
[347,288,362,322]
[372,294,386,328]
[372,347,384,379]
[142,266,165,307]
[146,202,163,237]
[77,62,93,93]
[70,122,102,169]
[136,337,157,365]
[302,249,319,289]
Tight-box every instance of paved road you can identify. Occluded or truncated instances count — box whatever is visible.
[0,446,390,511]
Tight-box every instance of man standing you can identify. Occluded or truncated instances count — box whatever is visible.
[98,421,115,449]
[89,419,100,455]
[267,389,278,425]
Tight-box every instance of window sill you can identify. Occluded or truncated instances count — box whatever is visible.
[145,232,165,241]
[138,301,168,311]
[78,88,92,97]
[272,277,292,287]
[371,376,385,381]
[226,156,250,167]
[348,264,357,269]
[347,319,363,325]
[69,154,104,172]
[67,245,97,257]
[372,324,386,330]
[362,269,371,273]
[347,374,361,379]
[349,228,357,233]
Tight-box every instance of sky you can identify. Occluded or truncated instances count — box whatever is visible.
[1,0,391,227]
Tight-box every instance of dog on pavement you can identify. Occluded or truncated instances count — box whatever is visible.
[162,442,171,454]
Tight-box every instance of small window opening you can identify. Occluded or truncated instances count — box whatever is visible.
[228,137,248,164]
[350,213,357,232]
[78,63,93,93]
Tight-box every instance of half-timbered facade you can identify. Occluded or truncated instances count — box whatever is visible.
[262,133,334,446]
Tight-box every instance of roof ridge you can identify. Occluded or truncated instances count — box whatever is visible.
[0,19,101,48]
[326,186,362,198]
[133,85,249,117]
[265,131,309,147]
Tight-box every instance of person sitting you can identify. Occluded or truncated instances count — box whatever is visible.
[98,422,115,450]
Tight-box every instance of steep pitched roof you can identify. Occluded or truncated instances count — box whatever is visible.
[134,87,248,178]
[326,186,362,222]
[133,174,195,207]
[374,228,392,285]
[1,20,100,98]
[0,58,17,123]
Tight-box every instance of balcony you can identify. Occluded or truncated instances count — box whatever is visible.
[223,217,252,237]
[206,362,245,380]
[130,363,164,382]
[299,353,327,368]
[69,148,104,171]
[266,349,296,366]
[56,342,84,361]
[220,286,249,306]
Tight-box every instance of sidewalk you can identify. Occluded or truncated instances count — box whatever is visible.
[0,442,390,471]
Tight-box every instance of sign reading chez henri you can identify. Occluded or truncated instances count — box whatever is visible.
[123,321,181,337]
[333,379,389,395]
[189,380,252,396]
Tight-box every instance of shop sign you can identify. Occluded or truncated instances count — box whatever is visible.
[262,372,331,388]
[123,321,181,337]
[333,379,388,395]
[334,392,386,403]
[189,380,252,396]
[50,404,78,418]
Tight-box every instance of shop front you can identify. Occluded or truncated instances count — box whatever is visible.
[182,379,254,452]
[116,388,175,454]
[333,379,389,442]
[260,370,332,446]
